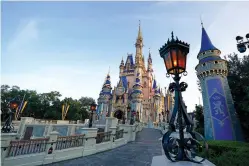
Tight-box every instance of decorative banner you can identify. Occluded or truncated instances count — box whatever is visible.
[62,104,70,120]
[15,94,27,120]
[21,101,28,113]
[207,78,233,140]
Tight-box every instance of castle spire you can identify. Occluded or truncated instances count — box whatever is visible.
[120,57,124,66]
[107,66,110,76]
[199,24,218,54]
[148,48,152,64]
[135,20,144,75]
[137,20,143,40]
[147,48,153,72]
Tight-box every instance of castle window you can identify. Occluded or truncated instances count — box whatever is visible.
[214,61,218,64]
[202,63,206,67]
[144,81,147,87]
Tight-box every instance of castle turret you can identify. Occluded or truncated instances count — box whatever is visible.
[153,82,161,123]
[195,23,243,141]
[134,21,144,83]
[97,72,113,119]
[147,48,153,72]
[131,73,144,122]
[119,57,124,76]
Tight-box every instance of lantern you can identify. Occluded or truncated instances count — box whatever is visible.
[90,103,97,111]
[159,31,190,75]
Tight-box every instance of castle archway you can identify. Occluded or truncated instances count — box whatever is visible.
[114,110,124,120]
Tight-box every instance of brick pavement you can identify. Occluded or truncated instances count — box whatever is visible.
[46,128,163,166]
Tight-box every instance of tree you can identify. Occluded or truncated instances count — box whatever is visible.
[227,53,249,142]
[194,104,204,135]
[78,97,95,121]
[0,85,96,122]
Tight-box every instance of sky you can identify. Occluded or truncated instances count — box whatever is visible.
[1,1,249,111]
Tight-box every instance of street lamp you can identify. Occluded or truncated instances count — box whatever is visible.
[236,33,249,53]
[89,103,97,128]
[127,105,132,125]
[166,110,170,123]
[130,109,135,125]
[2,97,20,133]
[159,32,208,163]
[136,111,140,122]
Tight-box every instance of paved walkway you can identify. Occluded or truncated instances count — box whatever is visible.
[48,128,163,166]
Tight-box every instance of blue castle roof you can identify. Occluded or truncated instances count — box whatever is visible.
[199,27,218,54]
[128,55,134,66]
[152,79,157,89]
[121,76,128,90]
[105,79,111,85]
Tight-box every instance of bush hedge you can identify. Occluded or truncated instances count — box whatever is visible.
[199,141,249,166]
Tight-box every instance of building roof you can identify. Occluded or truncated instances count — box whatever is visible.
[199,27,218,54]
[121,76,128,90]
[152,79,157,89]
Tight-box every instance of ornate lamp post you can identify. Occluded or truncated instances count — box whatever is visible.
[130,109,135,125]
[136,111,140,122]
[236,33,249,53]
[166,110,170,123]
[89,103,97,128]
[127,105,131,123]
[122,112,126,124]
[162,111,166,122]
[1,97,20,133]
[159,32,208,163]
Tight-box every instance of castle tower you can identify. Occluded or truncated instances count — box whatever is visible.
[153,83,161,122]
[97,72,113,120]
[119,57,124,76]
[131,73,143,122]
[147,48,153,73]
[134,21,144,82]
[195,24,243,141]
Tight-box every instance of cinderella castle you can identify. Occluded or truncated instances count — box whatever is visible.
[96,22,174,124]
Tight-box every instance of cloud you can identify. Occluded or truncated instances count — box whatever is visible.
[6,20,38,52]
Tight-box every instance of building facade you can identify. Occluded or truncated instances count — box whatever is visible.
[97,22,174,124]
[195,24,244,141]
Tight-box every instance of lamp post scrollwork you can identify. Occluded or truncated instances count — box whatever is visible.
[88,103,97,128]
[1,97,21,133]
[159,32,208,163]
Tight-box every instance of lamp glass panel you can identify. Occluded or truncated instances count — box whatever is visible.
[171,49,178,68]
[178,49,185,69]
[184,51,187,69]
[166,51,173,71]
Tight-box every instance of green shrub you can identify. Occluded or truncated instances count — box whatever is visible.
[199,141,249,166]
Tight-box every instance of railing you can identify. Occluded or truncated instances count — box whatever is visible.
[133,124,139,132]
[55,134,85,150]
[7,138,49,157]
[115,129,124,139]
[96,131,111,144]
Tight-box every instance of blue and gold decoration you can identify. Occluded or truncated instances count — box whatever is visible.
[196,23,244,141]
